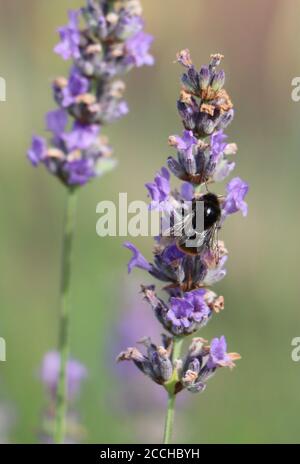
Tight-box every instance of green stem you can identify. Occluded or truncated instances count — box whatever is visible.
[163,393,176,444]
[163,336,184,444]
[54,188,77,444]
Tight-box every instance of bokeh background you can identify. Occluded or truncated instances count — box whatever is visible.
[0,0,300,444]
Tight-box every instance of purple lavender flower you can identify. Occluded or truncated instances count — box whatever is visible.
[119,51,245,417]
[210,130,227,164]
[28,1,154,187]
[125,31,154,68]
[207,336,231,369]
[46,109,68,138]
[145,167,171,210]
[54,10,81,61]
[27,136,47,167]
[64,158,95,186]
[223,177,249,217]
[123,242,152,273]
[180,337,241,394]
[39,351,87,443]
[115,11,144,40]
[167,290,211,333]
[141,286,214,336]
[167,298,194,330]
[62,122,100,152]
[40,351,87,401]
[60,69,90,108]
[176,51,234,138]
[169,130,198,158]
[180,182,194,201]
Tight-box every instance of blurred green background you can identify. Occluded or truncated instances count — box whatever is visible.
[0,0,300,444]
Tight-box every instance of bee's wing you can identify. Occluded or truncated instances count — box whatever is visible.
[179,224,218,251]
[162,209,194,238]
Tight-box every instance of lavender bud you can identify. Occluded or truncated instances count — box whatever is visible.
[211,70,226,92]
[216,109,234,131]
[157,347,173,381]
[186,381,206,394]
[167,156,187,180]
[181,67,200,93]
[199,65,211,90]
[115,11,143,40]
[177,101,196,130]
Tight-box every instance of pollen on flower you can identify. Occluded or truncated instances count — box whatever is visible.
[200,103,215,116]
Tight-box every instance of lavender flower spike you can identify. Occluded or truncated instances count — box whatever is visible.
[119,51,247,444]
[27,0,154,187]
[27,0,154,445]
[41,351,87,402]
[39,351,87,443]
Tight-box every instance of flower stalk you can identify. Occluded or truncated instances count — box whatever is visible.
[27,0,154,443]
[163,336,183,444]
[163,393,176,445]
[118,50,248,444]
[54,188,77,444]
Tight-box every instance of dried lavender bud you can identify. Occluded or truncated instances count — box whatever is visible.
[117,336,174,385]
[178,336,241,393]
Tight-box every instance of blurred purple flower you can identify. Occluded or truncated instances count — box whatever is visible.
[27,136,47,167]
[115,11,144,40]
[64,158,95,186]
[62,122,100,151]
[46,109,68,137]
[40,351,87,401]
[125,31,154,67]
[28,1,154,187]
[61,70,90,108]
[54,10,81,61]
[223,177,249,217]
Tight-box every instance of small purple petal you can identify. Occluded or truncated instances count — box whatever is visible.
[62,122,100,151]
[125,31,154,67]
[181,182,194,201]
[61,69,89,107]
[223,177,249,217]
[54,10,81,61]
[27,136,47,167]
[64,158,95,186]
[46,109,68,136]
[145,168,171,210]
[210,130,227,164]
[123,242,152,273]
[207,336,230,369]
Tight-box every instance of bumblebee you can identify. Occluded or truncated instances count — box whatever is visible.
[168,193,221,256]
